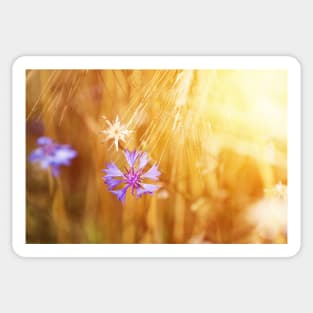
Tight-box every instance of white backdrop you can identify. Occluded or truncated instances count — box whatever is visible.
[0,1,310,312]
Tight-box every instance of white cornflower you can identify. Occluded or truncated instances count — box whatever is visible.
[101,115,132,151]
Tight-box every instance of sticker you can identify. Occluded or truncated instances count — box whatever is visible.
[12,56,301,257]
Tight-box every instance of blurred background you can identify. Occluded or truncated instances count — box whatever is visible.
[26,69,287,244]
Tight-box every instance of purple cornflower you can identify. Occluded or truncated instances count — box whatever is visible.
[103,149,160,203]
[29,136,77,177]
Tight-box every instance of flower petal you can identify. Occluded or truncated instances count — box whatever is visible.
[51,165,60,177]
[29,148,44,162]
[142,163,160,180]
[111,186,129,203]
[114,139,119,151]
[53,147,77,165]
[40,158,52,169]
[103,163,124,177]
[103,176,123,190]
[138,152,149,170]
[37,136,53,145]
[137,183,159,197]
[124,149,140,167]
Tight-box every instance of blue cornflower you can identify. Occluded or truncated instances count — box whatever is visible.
[103,149,160,203]
[29,136,77,177]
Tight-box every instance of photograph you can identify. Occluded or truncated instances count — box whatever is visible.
[12,56,300,257]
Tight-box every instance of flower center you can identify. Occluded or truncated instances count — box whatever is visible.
[125,168,141,189]
[43,143,57,156]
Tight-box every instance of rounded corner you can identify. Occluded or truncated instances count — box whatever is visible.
[285,55,301,71]
[286,241,302,258]
[11,242,27,259]
[12,55,29,72]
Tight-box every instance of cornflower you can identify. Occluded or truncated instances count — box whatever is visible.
[103,149,160,203]
[29,136,77,176]
[101,115,132,151]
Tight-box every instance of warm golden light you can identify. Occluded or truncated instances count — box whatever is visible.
[26,69,287,244]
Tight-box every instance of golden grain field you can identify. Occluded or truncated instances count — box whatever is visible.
[26,69,288,244]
